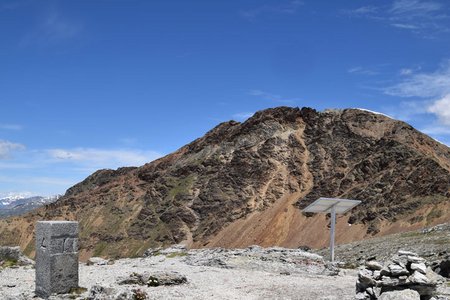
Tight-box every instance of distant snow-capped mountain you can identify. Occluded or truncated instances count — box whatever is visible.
[0,193,33,206]
[0,194,61,217]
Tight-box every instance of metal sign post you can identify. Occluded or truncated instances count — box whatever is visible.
[303,198,361,262]
[329,203,337,262]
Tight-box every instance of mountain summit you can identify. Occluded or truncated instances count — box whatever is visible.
[1,107,449,259]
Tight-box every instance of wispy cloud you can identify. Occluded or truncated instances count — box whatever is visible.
[240,1,304,20]
[21,9,83,47]
[385,60,450,98]
[0,145,163,196]
[341,5,379,16]
[46,148,162,168]
[342,0,449,37]
[391,23,420,29]
[381,100,427,122]
[0,140,25,159]
[383,61,450,137]
[348,66,379,76]
[390,0,442,16]
[249,90,299,104]
[427,94,450,126]
[400,68,414,75]
[0,124,23,131]
[232,112,254,121]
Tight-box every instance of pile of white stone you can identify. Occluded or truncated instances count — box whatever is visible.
[355,250,445,300]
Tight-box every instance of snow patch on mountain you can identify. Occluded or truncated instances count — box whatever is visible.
[354,108,394,119]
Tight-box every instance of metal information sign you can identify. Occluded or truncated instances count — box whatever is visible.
[303,198,361,262]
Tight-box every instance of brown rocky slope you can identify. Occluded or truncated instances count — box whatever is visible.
[0,107,449,259]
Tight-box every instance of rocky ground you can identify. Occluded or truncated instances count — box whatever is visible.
[1,224,449,299]
[1,246,357,300]
[317,223,450,270]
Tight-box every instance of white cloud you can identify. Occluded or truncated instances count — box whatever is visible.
[46,148,162,168]
[0,124,23,131]
[383,62,450,136]
[342,0,449,37]
[385,60,450,98]
[391,23,420,29]
[348,66,378,76]
[240,1,303,20]
[400,68,414,75]
[390,0,442,16]
[341,5,379,16]
[427,94,450,126]
[249,90,299,104]
[0,140,25,159]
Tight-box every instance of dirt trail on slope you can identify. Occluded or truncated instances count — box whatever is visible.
[196,125,324,248]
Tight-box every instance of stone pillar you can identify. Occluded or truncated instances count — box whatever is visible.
[35,221,79,298]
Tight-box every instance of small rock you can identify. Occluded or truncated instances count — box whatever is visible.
[142,247,162,257]
[392,256,408,268]
[355,291,369,300]
[409,270,429,284]
[87,285,115,300]
[0,246,33,266]
[431,258,450,278]
[159,244,188,255]
[378,289,420,300]
[398,250,418,257]
[366,287,374,297]
[366,261,383,271]
[372,287,382,298]
[380,267,391,276]
[379,276,401,287]
[373,270,382,280]
[324,262,340,276]
[407,256,425,263]
[297,245,311,252]
[388,264,410,276]
[247,245,263,252]
[410,262,426,274]
[87,257,109,266]
[118,271,187,287]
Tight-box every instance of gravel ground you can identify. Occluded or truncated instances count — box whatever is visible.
[0,247,357,300]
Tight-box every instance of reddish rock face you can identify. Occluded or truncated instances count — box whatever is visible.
[0,107,449,259]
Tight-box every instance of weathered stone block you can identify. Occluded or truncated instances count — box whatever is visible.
[35,221,79,298]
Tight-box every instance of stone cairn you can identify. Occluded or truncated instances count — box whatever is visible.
[356,250,444,300]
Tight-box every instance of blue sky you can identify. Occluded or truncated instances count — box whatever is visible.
[1,0,450,197]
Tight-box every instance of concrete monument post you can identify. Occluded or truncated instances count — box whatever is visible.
[35,221,79,298]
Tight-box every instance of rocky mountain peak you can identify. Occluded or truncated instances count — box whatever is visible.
[0,106,448,259]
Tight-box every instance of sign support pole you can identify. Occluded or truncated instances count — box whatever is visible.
[330,203,337,262]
